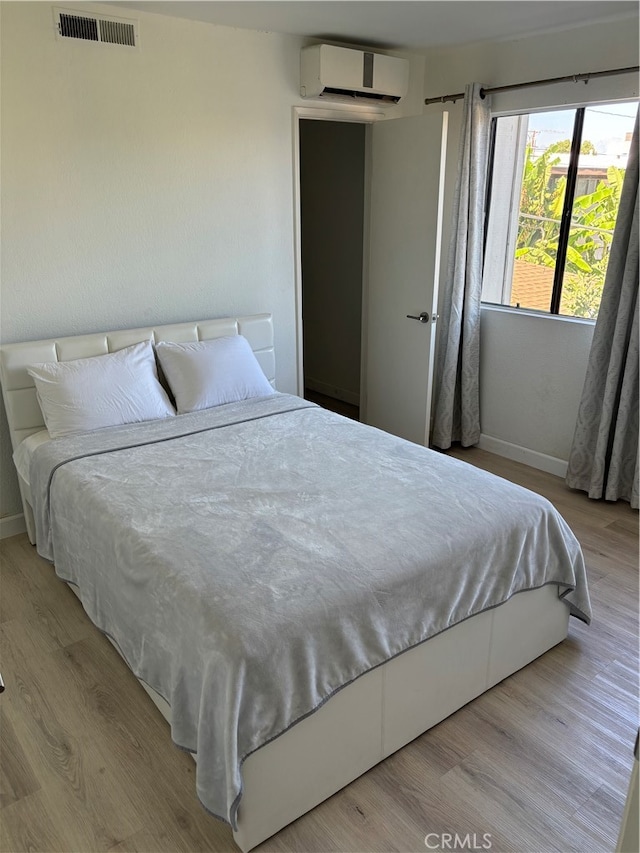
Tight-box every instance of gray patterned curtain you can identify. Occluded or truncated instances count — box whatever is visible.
[432,83,492,450]
[566,109,639,509]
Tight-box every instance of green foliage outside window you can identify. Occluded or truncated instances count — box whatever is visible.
[514,142,624,318]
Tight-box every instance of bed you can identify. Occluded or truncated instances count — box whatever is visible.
[0,313,591,852]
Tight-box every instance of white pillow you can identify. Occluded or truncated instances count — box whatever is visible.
[27,340,175,439]
[155,335,275,414]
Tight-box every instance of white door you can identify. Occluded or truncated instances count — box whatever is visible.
[363,112,448,446]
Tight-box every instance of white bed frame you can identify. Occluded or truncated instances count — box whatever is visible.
[0,314,570,852]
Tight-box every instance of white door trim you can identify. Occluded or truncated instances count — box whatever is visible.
[292,104,384,397]
[423,110,449,446]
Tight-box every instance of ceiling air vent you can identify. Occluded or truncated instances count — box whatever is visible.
[55,8,138,48]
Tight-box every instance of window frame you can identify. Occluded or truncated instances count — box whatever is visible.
[481,100,635,320]
[549,108,584,314]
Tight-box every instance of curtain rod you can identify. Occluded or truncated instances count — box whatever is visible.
[424,66,640,105]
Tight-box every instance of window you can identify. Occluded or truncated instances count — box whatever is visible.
[482,101,638,319]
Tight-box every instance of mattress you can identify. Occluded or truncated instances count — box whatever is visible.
[28,393,591,829]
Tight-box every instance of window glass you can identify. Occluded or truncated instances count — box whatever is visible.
[558,104,636,318]
[482,101,638,319]
[511,109,575,312]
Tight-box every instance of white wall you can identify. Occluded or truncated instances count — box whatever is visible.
[0,2,300,518]
[424,16,639,471]
[1,3,305,346]
[480,307,594,467]
[0,2,427,522]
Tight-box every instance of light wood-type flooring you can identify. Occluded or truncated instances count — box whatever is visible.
[1,448,637,853]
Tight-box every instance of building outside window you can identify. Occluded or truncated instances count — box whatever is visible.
[482,100,638,319]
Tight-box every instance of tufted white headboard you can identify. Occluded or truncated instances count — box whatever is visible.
[0,313,275,452]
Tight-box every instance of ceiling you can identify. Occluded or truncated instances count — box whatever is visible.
[114,1,638,50]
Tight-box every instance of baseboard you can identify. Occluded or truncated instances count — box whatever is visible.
[304,377,360,407]
[0,513,27,539]
[478,434,568,479]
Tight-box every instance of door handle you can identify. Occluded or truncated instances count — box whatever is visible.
[406,312,430,323]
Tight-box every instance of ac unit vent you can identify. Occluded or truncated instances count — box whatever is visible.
[319,87,402,105]
[99,18,136,47]
[55,8,138,47]
[59,13,98,41]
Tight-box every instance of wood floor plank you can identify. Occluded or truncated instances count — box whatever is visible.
[589,578,639,637]
[0,789,68,853]
[516,676,636,778]
[467,695,602,811]
[107,827,189,853]
[442,749,613,853]
[516,656,635,741]
[0,446,637,853]
[0,624,110,789]
[567,619,638,678]
[607,514,639,535]
[46,636,238,852]
[296,774,425,853]
[570,781,627,851]
[35,766,145,853]
[0,536,95,648]
[362,749,506,852]
[0,544,44,627]
[0,708,41,809]
[439,756,566,853]
[571,523,638,570]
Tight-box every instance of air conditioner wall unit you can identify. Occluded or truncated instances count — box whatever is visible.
[300,44,409,104]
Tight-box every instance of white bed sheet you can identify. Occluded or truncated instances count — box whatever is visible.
[13,429,51,485]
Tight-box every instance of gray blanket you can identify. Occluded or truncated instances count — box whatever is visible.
[30,393,591,828]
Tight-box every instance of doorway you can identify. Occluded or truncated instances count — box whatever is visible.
[299,118,367,421]
[294,107,448,447]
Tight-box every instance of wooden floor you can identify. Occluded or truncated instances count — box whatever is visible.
[1,448,637,853]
